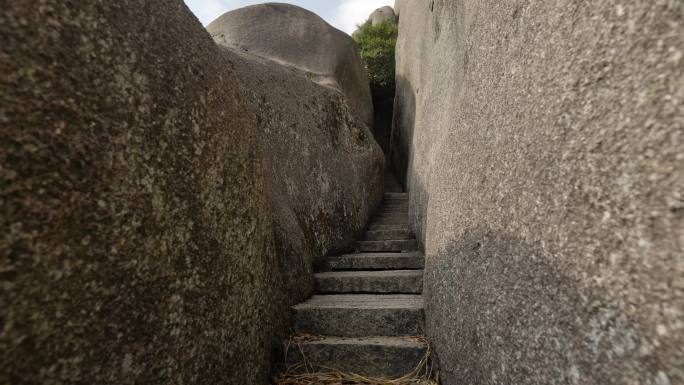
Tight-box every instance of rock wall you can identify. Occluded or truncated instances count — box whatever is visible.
[222,46,384,291]
[370,6,397,26]
[393,1,683,384]
[210,5,385,280]
[207,3,374,129]
[1,1,331,383]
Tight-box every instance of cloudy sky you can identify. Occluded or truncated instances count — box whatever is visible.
[184,0,394,34]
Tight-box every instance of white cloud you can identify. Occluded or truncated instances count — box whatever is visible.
[332,0,394,34]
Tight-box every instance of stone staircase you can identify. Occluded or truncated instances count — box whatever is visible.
[289,174,427,378]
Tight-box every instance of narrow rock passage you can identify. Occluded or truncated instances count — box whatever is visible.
[290,172,428,378]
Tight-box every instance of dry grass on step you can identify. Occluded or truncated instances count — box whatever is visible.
[272,335,439,385]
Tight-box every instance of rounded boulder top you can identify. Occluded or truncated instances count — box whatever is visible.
[207,3,373,128]
[369,6,396,25]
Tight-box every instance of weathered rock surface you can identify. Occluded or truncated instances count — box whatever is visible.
[218,44,384,274]
[0,1,282,383]
[207,3,374,128]
[392,1,684,384]
[370,6,397,26]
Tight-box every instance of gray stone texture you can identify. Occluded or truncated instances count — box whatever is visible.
[377,205,409,211]
[215,21,385,274]
[207,3,374,128]
[374,214,409,220]
[287,336,427,378]
[393,0,684,384]
[357,240,418,252]
[384,192,409,200]
[370,6,397,26]
[1,1,383,384]
[326,252,425,270]
[365,229,413,241]
[315,270,423,293]
[293,294,425,337]
[369,224,410,231]
[0,1,284,383]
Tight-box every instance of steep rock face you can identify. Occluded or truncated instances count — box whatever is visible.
[217,41,385,277]
[210,4,385,274]
[207,3,374,129]
[2,1,287,383]
[393,1,683,384]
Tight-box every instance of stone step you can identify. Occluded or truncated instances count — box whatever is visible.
[374,214,409,220]
[374,214,408,219]
[315,270,423,294]
[368,224,409,231]
[372,213,408,218]
[375,208,408,213]
[385,184,403,188]
[384,181,403,187]
[286,336,427,378]
[384,193,408,200]
[293,294,424,337]
[325,252,424,270]
[371,220,409,225]
[369,224,410,229]
[370,223,410,227]
[375,210,408,215]
[379,202,409,206]
[365,229,413,241]
[357,240,418,252]
[384,187,404,193]
[370,219,410,225]
[381,201,408,206]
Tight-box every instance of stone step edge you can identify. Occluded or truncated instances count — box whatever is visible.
[322,253,424,271]
[314,270,423,294]
[283,336,429,379]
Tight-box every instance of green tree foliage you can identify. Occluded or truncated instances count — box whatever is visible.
[353,19,398,92]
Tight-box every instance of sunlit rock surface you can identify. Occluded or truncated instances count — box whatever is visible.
[207,3,374,129]
[392,0,684,384]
